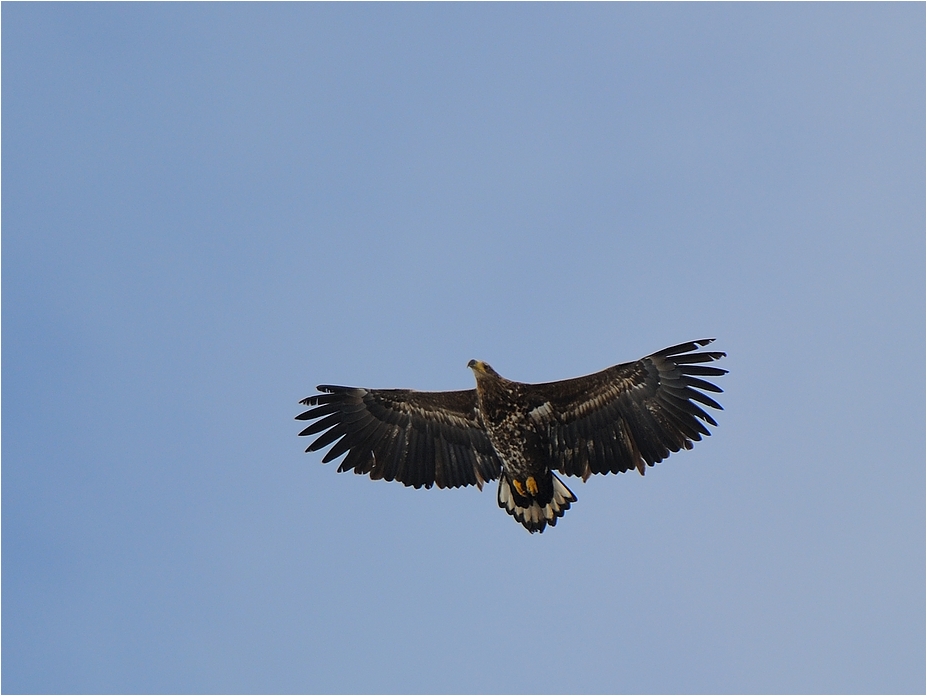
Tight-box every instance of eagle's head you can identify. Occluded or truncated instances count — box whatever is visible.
[467,359,500,378]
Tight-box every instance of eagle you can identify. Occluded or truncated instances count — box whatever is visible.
[296,339,726,533]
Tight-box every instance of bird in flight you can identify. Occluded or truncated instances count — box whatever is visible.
[296,339,726,533]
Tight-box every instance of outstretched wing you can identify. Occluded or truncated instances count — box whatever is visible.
[296,387,502,489]
[526,339,727,479]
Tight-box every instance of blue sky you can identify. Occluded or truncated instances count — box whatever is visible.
[3,4,924,693]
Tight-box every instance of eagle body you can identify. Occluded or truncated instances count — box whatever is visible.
[297,339,727,533]
[469,363,576,531]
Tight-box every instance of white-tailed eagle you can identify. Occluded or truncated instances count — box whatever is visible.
[296,339,726,533]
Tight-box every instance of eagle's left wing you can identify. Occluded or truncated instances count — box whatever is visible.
[526,339,727,479]
[297,386,502,490]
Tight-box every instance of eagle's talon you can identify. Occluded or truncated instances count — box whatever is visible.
[526,476,538,496]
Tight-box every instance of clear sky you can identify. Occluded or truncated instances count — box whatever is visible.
[4,4,924,694]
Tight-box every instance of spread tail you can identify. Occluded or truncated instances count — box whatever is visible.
[497,471,576,533]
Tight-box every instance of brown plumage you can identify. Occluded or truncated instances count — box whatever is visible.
[296,339,726,533]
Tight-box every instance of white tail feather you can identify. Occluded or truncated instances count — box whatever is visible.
[497,472,576,533]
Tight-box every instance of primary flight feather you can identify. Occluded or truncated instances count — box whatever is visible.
[296,339,727,533]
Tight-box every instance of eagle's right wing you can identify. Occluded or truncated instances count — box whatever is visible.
[527,339,727,479]
[296,387,502,490]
